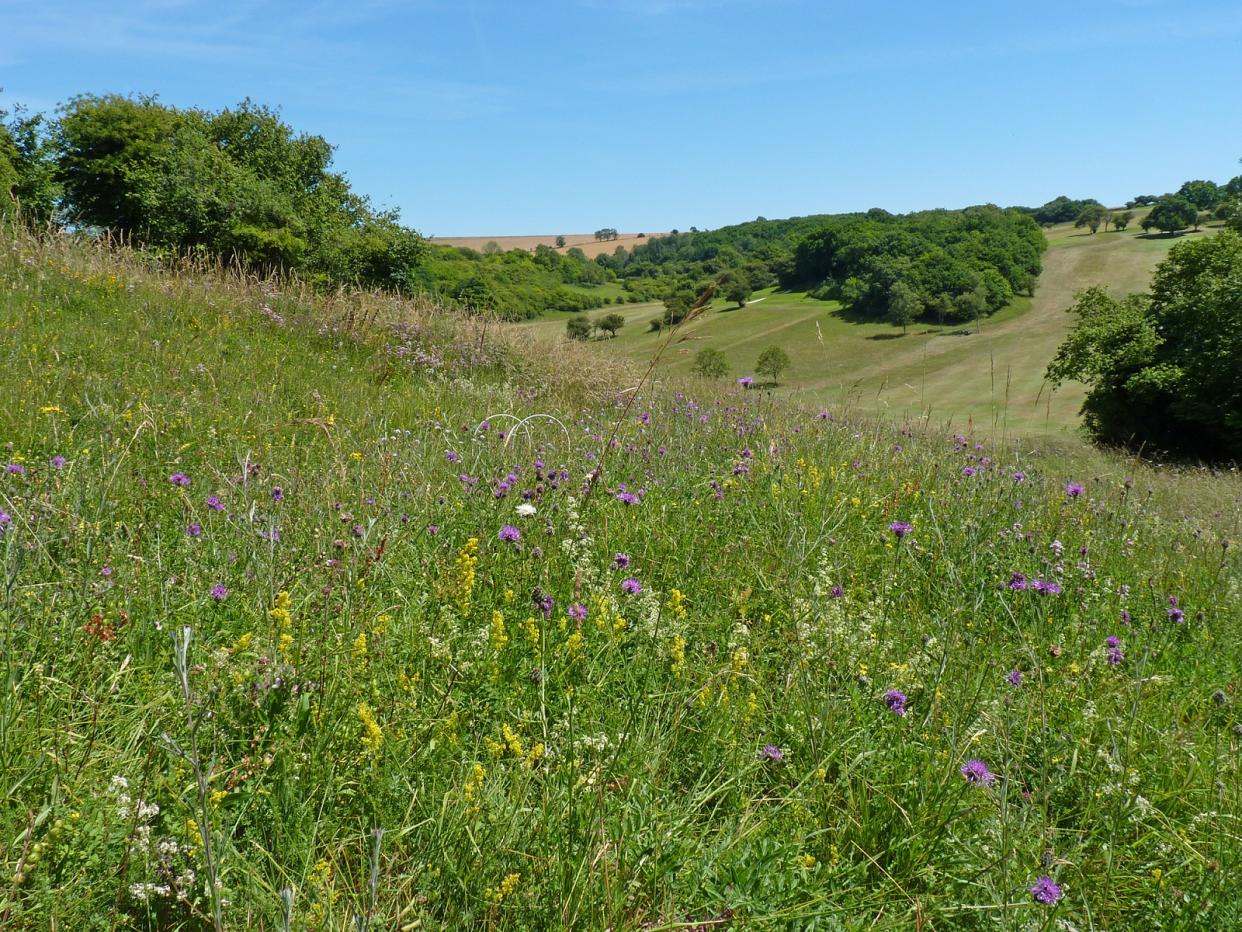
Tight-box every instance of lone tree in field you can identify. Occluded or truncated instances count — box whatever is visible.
[954,284,990,333]
[1074,203,1109,234]
[566,315,594,341]
[1112,210,1134,231]
[886,281,921,333]
[756,345,791,385]
[555,235,566,248]
[692,347,729,379]
[725,276,752,308]
[1148,196,1198,235]
[596,312,625,338]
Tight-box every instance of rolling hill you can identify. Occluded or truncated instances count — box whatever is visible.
[518,220,1223,437]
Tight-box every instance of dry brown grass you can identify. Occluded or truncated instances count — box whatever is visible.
[431,232,665,259]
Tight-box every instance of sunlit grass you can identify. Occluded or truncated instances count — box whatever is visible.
[1,226,1239,929]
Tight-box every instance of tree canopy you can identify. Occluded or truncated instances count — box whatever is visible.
[1047,231,1242,460]
[756,345,791,385]
[1146,195,1198,235]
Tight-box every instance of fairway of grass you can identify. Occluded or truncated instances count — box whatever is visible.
[522,223,1223,438]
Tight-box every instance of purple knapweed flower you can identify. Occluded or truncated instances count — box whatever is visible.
[616,490,640,506]
[829,584,845,599]
[445,450,460,463]
[1065,482,1083,498]
[961,466,977,477]
[1012,470,1026,482]
[1008,572,1028,591]
[889,521,913,539]
[99,565,113,578]
[1030,579,1062,595]
[0,510,10,532]
[271,486,284,502]
[1007,669,1023,687]
[186,522,202,538]
[49,456,66,469]
[1167,596,1184,623]
[5,463,25,475]
[613,553,631,569]
[169,473,191,487]
[621,577,642,594]
[206,495,224,511]
[960,759,996,786]
[498,525,521,543]
[758,744,784,762]
[884,689,908,716]
[569,603,587,621]
[1029,876,1063,905]
[210,584,230,601]
[737,376,754,388]
[426,524,439,535]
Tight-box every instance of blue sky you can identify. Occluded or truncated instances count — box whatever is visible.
[2,0,1240,235]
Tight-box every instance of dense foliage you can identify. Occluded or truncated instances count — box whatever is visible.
[1015,195,1105,226]
[1048,231,1242,460]
[411,242,617,318]
[0,105,58,224]
[598,207,1046,326]
[1,228,1239,929]
[4,95,618,319]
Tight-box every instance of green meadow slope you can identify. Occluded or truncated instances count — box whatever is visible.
[522,222,1220,437]
[1,227,1239,929]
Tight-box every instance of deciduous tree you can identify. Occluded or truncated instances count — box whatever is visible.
[756,345,791,385]
[691,347,729,378]
[566,315,594,340]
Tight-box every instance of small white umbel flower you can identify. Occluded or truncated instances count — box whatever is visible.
[515,502,537,518]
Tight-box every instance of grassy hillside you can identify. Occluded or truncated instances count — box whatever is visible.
[1,227,1239,929]
[524,222,1222,437]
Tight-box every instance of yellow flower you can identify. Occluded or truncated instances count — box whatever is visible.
[669,634,686,673]
[667,588,688,622]
[463,762,486,810]
[452,538,479,616]
[490,611,509,652]
[358,703,383,755]
[501,723,524,757]
[486,872,521,905]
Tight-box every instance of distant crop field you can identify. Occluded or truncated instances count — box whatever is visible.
[431,232,664,259]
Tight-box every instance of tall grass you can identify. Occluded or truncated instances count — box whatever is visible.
[0,225,1239,929]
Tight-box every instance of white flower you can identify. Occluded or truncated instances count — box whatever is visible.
[515,502,536,517]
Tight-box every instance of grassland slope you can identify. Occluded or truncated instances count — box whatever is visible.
[521,223,1223,437]
[1,227,1238,929]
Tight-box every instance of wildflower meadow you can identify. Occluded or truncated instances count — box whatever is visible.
[0,226,1239,928]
